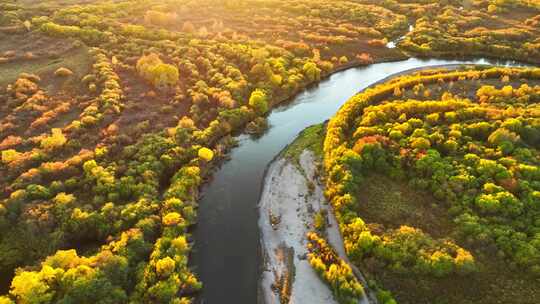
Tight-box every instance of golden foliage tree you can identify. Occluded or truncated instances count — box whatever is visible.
[136,53,179,89]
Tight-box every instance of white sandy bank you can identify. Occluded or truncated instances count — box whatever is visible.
[259,150,373,304]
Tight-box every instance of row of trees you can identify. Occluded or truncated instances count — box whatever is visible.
[343,219,476,277]
[306,232,366,304]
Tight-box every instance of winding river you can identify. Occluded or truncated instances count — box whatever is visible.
[192,57,525,304]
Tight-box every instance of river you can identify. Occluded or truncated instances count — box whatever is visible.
[192,57,525,304]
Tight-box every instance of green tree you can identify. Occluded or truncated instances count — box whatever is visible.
[488,128,520,146]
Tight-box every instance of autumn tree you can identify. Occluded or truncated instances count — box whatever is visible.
[248,89,268,115]
[40,128,67,150]
[303,62,321,82]
[198,147,214,162]
[136,53,179,89]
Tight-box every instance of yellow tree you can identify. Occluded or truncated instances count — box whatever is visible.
[198,147,214,162]
[136,53,179,89]
[248,89,268,115]
[150,63,179,88]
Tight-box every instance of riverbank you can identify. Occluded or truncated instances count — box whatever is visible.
[259,152,335,304]
[259,148,374,304]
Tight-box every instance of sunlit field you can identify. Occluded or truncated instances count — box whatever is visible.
[0,1,539,303]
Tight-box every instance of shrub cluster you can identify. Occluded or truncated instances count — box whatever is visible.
[306,232,365,304]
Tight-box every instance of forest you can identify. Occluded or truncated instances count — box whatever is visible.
[0,0,539,303]
[324,66,540,303]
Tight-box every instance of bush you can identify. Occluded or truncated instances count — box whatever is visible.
[162,212,183,226]
[410,137,431,150]
[54,67,74,77]
[1,149,20,164]
[156,257,176,278]
[40,128,67,150]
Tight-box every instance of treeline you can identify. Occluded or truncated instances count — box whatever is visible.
[398,2,540,63]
